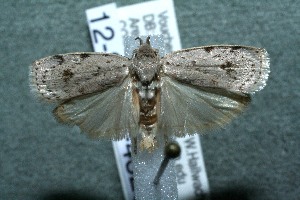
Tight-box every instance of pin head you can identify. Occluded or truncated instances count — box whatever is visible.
[165,142,181,159]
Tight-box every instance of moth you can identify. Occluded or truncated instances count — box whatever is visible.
[30,36,270,151]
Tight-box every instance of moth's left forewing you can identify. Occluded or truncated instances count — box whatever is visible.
[30,53,130,102]
[161,45,270,94]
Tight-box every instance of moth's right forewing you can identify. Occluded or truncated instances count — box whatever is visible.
[161,46,270,94]
[30,53,130,102]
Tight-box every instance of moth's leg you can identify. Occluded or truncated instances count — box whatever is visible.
[163,133,169,146]
[131,49,138,59]
[132,136,137,155]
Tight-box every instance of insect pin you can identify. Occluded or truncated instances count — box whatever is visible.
[153,142,181,185]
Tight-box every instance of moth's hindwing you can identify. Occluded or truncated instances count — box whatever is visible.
[30,53,130,102]
[159,77,251,136]
[53,78,139,140]
[162,45,270,94]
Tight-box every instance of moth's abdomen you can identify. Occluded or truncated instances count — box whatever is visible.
[139,96,158,126]
[140,113,157,126]
[135,82,160,127]
[132,79,161,150]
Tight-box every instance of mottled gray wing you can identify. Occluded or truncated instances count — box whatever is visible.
[161,45,270,94]
[159,77,250,137]
[53,78,139,140]
[30,52,130,102]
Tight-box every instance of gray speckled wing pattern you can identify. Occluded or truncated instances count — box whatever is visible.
[30,53,130,102]
[161,45,270,94]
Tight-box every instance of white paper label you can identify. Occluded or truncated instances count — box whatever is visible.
[175,136,210,199]
[86,3,124,54]
[117,0,181,52]
[86,1,209,199]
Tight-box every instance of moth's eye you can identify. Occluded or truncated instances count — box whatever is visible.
[131,71,139,81]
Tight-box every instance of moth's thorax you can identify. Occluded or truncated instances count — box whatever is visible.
[130,43,161,85]
[133,80,160,124]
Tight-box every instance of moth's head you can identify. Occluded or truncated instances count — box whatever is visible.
[134,36,159,59]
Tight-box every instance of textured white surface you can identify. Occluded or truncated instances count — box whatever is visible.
[127,36,178,200]
[132,141,178,200]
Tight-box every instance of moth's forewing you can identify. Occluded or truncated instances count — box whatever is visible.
[53,78,139,140]
[161,45,270,94]
[30,53,130,102]
[158,77,251,136]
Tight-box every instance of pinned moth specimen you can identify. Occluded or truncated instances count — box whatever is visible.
[30,36,270,151]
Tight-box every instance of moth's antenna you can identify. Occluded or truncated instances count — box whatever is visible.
[146,36,151,45]
[135,37,143,45]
